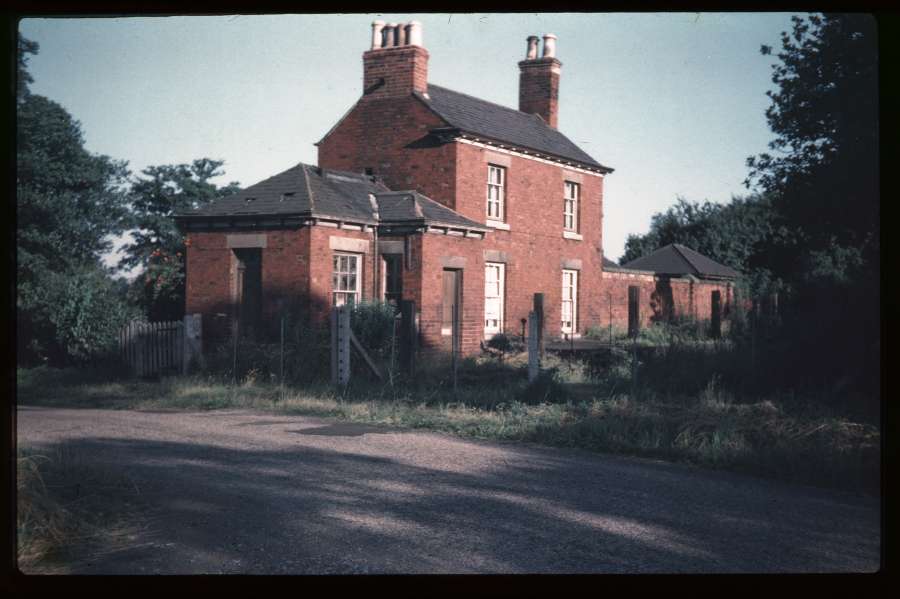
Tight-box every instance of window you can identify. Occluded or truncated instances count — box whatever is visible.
[561,269,578,335]
[332,253,360,306]
[564,181,579,231]
[487,164,506,221]
[484,262,505,336]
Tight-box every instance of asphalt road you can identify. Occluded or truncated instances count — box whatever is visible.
[17,406,880,574]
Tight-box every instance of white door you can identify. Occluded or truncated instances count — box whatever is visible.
[484,262,505,337]
[561,269,578,336]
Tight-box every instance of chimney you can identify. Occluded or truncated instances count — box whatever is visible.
[363,20,429,100]
[518,33,561,128]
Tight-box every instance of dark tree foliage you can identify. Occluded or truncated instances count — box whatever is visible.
[620,195,784,298]
[122,160,239,321]
[17,36,136,364]
[746,14,878,283]
[743,14,879,398]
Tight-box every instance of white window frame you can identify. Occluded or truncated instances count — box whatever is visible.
[564,181,579,232]
[487,164,506,221]
[332,252,361,307]
[484,262,505,337]
[561,269,578,336]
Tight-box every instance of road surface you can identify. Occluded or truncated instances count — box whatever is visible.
[17,406,880,574]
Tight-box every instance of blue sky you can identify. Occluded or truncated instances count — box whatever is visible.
[19,12,797,271]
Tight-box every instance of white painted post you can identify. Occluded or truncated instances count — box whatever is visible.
[528,311,540,383]
[332,305,351,387]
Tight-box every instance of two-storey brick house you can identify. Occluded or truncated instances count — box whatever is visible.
[176,21,735,354]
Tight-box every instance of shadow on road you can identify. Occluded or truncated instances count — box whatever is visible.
[18,431,881,574]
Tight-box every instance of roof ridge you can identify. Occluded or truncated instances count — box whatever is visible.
[668,243,701,276]
[412,194,424,219]
[300,163,316,213]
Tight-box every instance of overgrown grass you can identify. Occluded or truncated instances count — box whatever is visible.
[17,356,879,496]
[17,443,144,573]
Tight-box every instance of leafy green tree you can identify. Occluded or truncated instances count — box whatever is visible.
[122,159,239,321]
[17,35,135,364]
[743,14,879,398]
[745,14,878,282]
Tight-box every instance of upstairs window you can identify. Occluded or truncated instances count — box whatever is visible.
[564,181,579,232]
[487,164,506,221]
[332,252,360,307]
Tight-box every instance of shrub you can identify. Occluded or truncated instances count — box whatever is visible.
[18,265,138,366]
[350,300,397,357]
[518,368,570,405]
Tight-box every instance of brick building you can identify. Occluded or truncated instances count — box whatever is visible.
[176,21,737,354]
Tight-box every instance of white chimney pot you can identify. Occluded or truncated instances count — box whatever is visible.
[397,22,408,46]
[542,33,557,58]
[386,23,398,47]
[371,20,385,49]
[407,21,423,47]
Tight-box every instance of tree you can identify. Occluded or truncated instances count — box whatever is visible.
[122,159,239,321]
[620,194,784,298]
[744,14,879,398]
[16,35,134,365]
[745,14,878,282]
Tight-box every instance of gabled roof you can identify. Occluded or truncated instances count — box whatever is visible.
[602,256,620,269]
[416,84,613,173]
[621,244,740,279]
[175,162,486,233]
[376,191,488,231]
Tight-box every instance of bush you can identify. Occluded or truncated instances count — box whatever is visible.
[518,368,570,405]
[350,300,397,357]
[18,265,138,366]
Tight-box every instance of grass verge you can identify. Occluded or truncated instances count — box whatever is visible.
[17,363,879,496]
[17,443,145,573]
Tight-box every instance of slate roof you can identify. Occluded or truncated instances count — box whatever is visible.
[416,84,613,173]
[602,256,620,269]
[621,244,740,279]
[175,162,486,232]
[376,191,488,231]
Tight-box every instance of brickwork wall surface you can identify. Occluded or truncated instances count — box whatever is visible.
[319,96,458,208]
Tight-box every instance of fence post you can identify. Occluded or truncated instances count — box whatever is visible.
[183,314,202,375]
[399,300,416,376]
[533,293,544,359]
[280,315,285,402]
[331,305,350,388]
[451,300,459,395]
[528,311,540,383]
[134,322,144,378]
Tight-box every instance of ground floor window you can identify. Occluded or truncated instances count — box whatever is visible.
[484,262,505,337]
[561,269,578,336]
[333,252,360,306]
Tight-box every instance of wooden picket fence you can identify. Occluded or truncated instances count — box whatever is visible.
[120,319,185,377]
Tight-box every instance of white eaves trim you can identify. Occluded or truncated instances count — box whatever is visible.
[457,137,605,178]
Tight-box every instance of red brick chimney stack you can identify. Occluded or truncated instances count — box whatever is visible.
[518,33,561,129]
[362,20,429,100]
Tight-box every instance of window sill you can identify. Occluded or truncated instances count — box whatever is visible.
[563,231,583,241]
[486,220,510,231]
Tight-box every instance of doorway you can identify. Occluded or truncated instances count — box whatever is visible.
[234,248,262,338]
[442,269,462,352]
